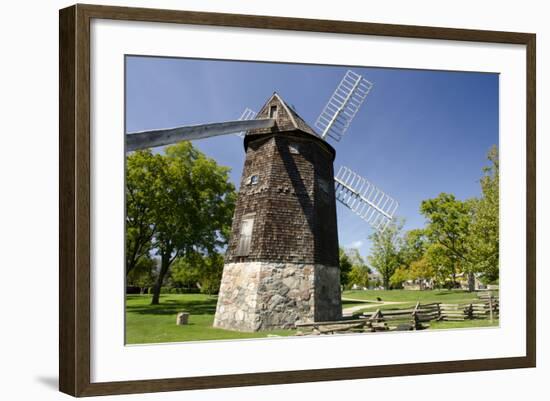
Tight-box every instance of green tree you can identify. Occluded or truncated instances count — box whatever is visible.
[126,142,236,305]
[170,255,200,290]
[197,253,225,294]
[424,243,456,288]
[345,248,370,289]
[126,151,163,276]
[420,193,474,290]
[348,265,370,289]
[339,247,353,289]
[408,256,435,284]
[171,251,225,294]
[468,145,499,283]
[400,229,429,268]
[390,266,409,288]
[390,253,436,289]
[368,219,404,289]
[150,142,235,304]
[126,256,157,293]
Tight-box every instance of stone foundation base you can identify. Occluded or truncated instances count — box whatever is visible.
[213,262,341,332]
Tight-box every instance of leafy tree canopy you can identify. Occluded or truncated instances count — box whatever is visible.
[368,219,404,289]
[339,247,353,288]
[171,251,225,295]
[126,142,236,304]
[467,145,499,282]
[341,248,371,289]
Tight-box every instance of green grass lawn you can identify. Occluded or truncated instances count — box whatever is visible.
[125,294,296,344]
[341,299,378,309]
[126,290,498,344]
[358,302,417,312]
[428,319,499,330]
[342,289,495,304]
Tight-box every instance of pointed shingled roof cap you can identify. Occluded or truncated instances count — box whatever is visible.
[249,92,318,137]
[243,92,335,159]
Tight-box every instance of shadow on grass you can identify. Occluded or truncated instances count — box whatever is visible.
[126,298,218,316]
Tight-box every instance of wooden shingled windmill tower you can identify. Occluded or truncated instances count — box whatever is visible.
[126,70,399,332]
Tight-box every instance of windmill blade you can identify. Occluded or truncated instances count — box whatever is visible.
[334,166,398,231]
[235,108,257,138]
[315,70,373,142]
[126,117,274,152]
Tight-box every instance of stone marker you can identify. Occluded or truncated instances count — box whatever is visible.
[176,312,189,325]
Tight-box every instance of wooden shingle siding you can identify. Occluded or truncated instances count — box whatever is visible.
[225,132,339,266]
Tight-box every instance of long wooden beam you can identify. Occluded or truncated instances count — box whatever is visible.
[125,118,275,151]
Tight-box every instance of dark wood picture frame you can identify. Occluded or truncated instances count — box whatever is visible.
[59,3,536,397]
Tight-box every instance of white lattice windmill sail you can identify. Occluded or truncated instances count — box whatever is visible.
[315,70,373,142]
[235,108,257,138]
[334,166,398,231]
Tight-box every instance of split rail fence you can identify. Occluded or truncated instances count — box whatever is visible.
[295,293,499,336]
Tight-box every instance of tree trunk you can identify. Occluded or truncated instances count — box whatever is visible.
[126,258,137,277]
[151,254,170,305]
[451,259,458,288]
[467,272,476,292]
[126,237,143,277]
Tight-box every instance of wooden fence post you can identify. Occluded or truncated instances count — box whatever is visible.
[412,301,420,330]
[488,293,494,323]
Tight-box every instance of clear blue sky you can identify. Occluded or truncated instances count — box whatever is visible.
[126,56,498,260]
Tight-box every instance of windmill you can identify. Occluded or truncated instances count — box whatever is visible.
[126,69,398,331]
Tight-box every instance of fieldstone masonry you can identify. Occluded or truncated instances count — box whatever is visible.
[214,262,341,331]
[213,93,342,332]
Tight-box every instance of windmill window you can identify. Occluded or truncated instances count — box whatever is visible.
[289,144,300,154]
[319,178,330,194]
[236,215,255,256]
[247,175,259,185]
[269,105,278,119]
